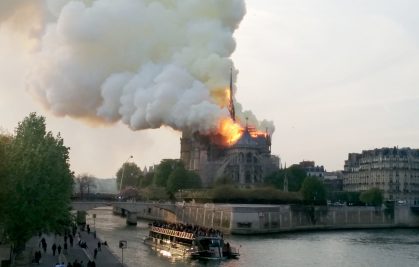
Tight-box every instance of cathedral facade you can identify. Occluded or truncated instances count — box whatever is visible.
[180,127,280,187]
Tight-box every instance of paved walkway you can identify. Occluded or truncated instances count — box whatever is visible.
[16,229,122,267]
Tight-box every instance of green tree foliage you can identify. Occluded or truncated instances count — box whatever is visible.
[2,113,74,249]
[265,165,307,191]
[116,162,142,190]
[153,159,182,187]
[211,186,301,204]
[214,176,234,186]
[166,163,201,194]
[139,186,169,201]
[359,188,383,206]
[300,177,327,204]
[0,133,12,223]
[139,172,154,188]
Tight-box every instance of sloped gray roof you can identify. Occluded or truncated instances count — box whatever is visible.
[233,128,258,148]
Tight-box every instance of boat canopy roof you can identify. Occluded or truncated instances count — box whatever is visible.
[151,226,195,240]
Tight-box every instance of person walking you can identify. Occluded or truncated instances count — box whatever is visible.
[69,235,74,247]
[57,244,62,255]
[93,248,98,259]
[52,243,57,256]
[32,250,41,264]
[63,242,68,255]
[97,242,101,251]
[40,238,47,253]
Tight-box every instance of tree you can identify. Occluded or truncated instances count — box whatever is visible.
[75,174,97,200]
[153,159,182,187]
[139,172,154,188]
[214,176,234,186]
[265,165,307,191]
[166,164,202,194]
[300,176,327,204]
[2,113,74,250]
[116,162,142,191]
[0,133,12,225]
[359,188,383,206]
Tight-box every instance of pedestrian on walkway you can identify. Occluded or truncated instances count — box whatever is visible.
[64,242,68,255]
[72,225,76,237]
[69,235,74,247]
[93,248,98,259]
[32,250,41,264]
[52,243,57,256]
[40,238,47,253]
[87,224,90,235]
[97,241,101,251]
[57,244,62,255]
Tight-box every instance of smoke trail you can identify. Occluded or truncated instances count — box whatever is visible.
[4,0,275,134]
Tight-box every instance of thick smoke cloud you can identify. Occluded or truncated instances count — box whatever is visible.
[4,0,274,134]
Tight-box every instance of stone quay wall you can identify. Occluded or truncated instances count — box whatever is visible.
[136,203,419,234]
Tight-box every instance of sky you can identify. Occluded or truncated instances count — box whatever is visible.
[1,0,419,178]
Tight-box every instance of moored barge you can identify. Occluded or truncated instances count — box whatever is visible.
[144,222,240,260]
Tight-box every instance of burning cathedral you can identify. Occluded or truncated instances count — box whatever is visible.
[19,0,279,187]
[180,73,280,187]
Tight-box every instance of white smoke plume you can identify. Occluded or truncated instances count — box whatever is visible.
[3,0,275,134]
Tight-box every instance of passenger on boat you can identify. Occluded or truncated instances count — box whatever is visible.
[151,221,223,238]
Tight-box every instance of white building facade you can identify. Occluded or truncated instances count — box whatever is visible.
[343,147,419,204]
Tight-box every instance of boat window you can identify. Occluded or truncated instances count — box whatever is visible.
[209,239,221,247]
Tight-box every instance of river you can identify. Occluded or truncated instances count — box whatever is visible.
[86,207,419,267]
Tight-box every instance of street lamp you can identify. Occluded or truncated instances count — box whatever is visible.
[119,155,133,195]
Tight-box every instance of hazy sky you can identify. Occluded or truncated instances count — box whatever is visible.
[1,0,419,178]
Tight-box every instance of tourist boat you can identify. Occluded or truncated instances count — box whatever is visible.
[143,223,240,260]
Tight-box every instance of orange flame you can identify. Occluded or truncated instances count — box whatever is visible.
[215,119,269,147]
[210,85,268,146]
[218,118,243,146]
[248,127,268,138]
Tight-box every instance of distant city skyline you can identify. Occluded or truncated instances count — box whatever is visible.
[1,0,419,177]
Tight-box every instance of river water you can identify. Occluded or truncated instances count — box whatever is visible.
[86,207,419,267]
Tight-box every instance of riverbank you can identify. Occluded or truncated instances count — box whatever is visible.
[10,228,122,267]
[127,203,419,234]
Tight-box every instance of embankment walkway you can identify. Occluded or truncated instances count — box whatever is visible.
[15,229,122,267]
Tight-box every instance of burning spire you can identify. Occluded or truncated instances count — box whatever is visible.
[228,67,236,122]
